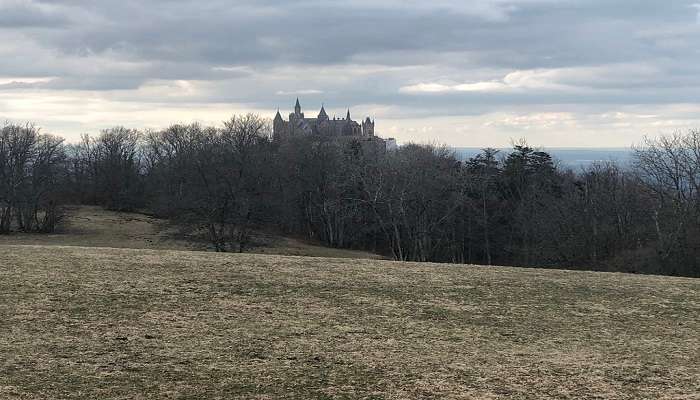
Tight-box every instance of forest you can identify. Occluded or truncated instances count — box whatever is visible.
[1,116,698,277]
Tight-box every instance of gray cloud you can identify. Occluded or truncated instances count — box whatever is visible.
[2,0,700,145]
[0,1,73,28]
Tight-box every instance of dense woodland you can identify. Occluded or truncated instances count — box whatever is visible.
[1,117,699,277]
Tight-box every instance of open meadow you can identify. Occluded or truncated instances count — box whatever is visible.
[0,244,698,399]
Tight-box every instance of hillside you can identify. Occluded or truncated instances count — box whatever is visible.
[0,245,697,399]
[0,205,383,260]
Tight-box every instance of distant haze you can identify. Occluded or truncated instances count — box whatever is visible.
[454,148,635,169]
[2,1,700,146]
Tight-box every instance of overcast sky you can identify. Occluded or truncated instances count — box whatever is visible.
[2,0,700,146]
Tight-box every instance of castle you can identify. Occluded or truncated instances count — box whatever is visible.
[273,99,396,150]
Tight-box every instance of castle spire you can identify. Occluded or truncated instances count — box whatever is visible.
[346,109,351,121]
[294,98,301,115]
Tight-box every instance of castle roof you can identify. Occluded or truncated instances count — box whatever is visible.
[277,100,364,131]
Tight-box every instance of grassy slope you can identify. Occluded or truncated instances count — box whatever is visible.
[0,205,382,260]
[0,245,698,399]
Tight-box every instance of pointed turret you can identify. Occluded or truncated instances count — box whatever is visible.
[362,115,375,136]
[318,104,329,121]
[346,109,351,121]
[273,108,286,141]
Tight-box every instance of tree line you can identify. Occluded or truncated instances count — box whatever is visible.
[1,118,698,277]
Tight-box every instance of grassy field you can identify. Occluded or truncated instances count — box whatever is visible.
[0,245,698,399]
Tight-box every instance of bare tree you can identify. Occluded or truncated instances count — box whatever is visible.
[633,130,700,276]
[0,123,66,234]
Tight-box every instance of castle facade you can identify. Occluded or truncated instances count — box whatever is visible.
[273,99,396,150]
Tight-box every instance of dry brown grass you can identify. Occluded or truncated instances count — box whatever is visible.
[0,245,698,399]
[0,205,382,260]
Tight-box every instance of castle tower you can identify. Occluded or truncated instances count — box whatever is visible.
[362,117,375,136]
[342,109,352,135]
[273,109,285,140]
[274,109,283,123]
[294,98,302,116]
[318,104,329,122]
[289,98,305,131]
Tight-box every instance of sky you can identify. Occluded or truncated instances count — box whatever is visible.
[2,0,700,147]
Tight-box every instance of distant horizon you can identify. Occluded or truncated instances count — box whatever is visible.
[0,110,670,150]
[452,147,635,168]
